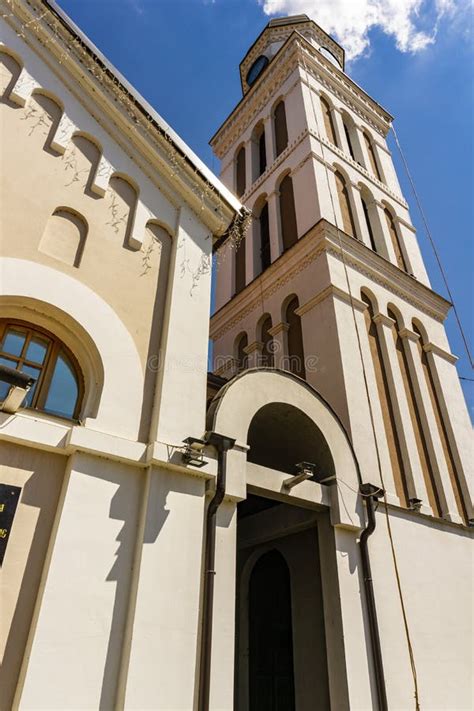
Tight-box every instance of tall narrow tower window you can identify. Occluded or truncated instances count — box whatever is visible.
[343,121,356,161]
[258,129,267,176]
[363,132,382,181]
[259,202,271,272]
[285,297,305,379]
[236,333,249,372]
[384,208,407,271]
[361,197,377,251]
[320,96,337,146]
[388,309,440,516]
[361,294,408,505]
[279,175,298,251]
[236,146,246,197]
[235,235,246,294]
[334,171,356,238]
[274,100,288,157]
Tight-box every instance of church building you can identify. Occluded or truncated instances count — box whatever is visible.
[0,2,472,710]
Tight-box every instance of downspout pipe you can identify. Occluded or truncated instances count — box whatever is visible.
[359,483,388,711]
[198,432,236,711]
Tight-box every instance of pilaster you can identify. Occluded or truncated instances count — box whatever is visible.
[267,190,283,262]
[268,321,289,370]
[244,340,264,368]
[331,107,349,155]
[263,115,275,169]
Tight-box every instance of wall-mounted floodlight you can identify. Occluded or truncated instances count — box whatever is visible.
[182,437,207,468]
[408,498,423,512]
[283,461,316,490]
[0,364,35,414]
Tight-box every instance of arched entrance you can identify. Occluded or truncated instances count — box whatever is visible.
[207,369,361,711]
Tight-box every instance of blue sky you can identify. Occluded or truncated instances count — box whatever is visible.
[57,0,473,415]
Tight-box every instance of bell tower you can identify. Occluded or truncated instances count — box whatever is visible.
[210,15,472,525]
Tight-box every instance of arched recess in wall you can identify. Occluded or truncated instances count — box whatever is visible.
[387,306,441,516]
[320,95,337,146]
[235,144,246,198]
[235,232,246,295]
[412,319,468,522]
[0,49,23,104]
[235,332,249,373]
[273,99,288,157]
[259,314,274,367]
[106,174,138,249]
[285,295,305,379]
[64,132,102,195]
[363,130,383,182]
[383,205,407,272]
[359,187,378,252]
[39,208,88,268]
[360,290,408,505]
[278,173,298,251]
[251,121,266,180]
[26,90,63,154]
[334,169,356,238]
[341,112,357,162]
[255,196,271,274]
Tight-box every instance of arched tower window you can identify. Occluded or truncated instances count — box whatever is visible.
[334,171,356,238]
[412,322,467,522]
[342,119,356,161]
[320,96,336,146]
[388,309,440,516]
[0,320,83,419]
[259,202,271,272]
[274,100,288,157]
[384,208,407,271]
[279,175,298,251]
[361,196,377,251]
[363,132,382,181]
[361,294,408,505]
[260,315,274,367]
[235,234,246,294]
[236,333,249,373]
[236,145,246,197]
[285,297,305,379]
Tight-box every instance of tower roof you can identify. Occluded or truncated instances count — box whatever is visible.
[239,14,345,94]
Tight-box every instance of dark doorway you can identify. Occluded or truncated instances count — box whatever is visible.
[249,550,295,711]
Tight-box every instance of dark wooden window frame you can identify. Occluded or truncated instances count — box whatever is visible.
[0,319,84,420]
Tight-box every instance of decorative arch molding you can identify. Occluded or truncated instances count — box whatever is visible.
[0,258,143,439]
[0,43,175,246]
[207,368,362,529]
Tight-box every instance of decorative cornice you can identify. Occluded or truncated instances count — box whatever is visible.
[423,342,458,365]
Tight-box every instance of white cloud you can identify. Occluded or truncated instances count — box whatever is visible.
[259,0,463,59]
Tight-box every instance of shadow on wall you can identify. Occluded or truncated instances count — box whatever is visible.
[0,437,68,711]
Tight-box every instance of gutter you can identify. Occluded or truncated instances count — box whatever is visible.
[198,432,236,711]
[359,483,388,711]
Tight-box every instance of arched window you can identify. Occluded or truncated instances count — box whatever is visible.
[235,145,246,197]
[342,119,356,161]
[361,196,377,251]
[0,320,83,419]
[259,202,271,272]
[279,175,298,251]
[260,315,274,367]
[235,235,246,294]
[384,208,407,271]
[363,132,382,181]
[236,333,249,373]
[412,322,467,522]
[274,100,288,157]
[334,171,356,238]
[285,297,305,379]
[320,96,337,146]
[388,309,440,516]
[361,294,408,505]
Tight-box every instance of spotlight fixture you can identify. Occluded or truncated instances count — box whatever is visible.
[182,437,207,468]
[283,461,316,490]
[408,497,423,512]
[0,364,35,414]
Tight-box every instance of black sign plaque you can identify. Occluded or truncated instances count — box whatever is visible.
[0,483,22,566]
